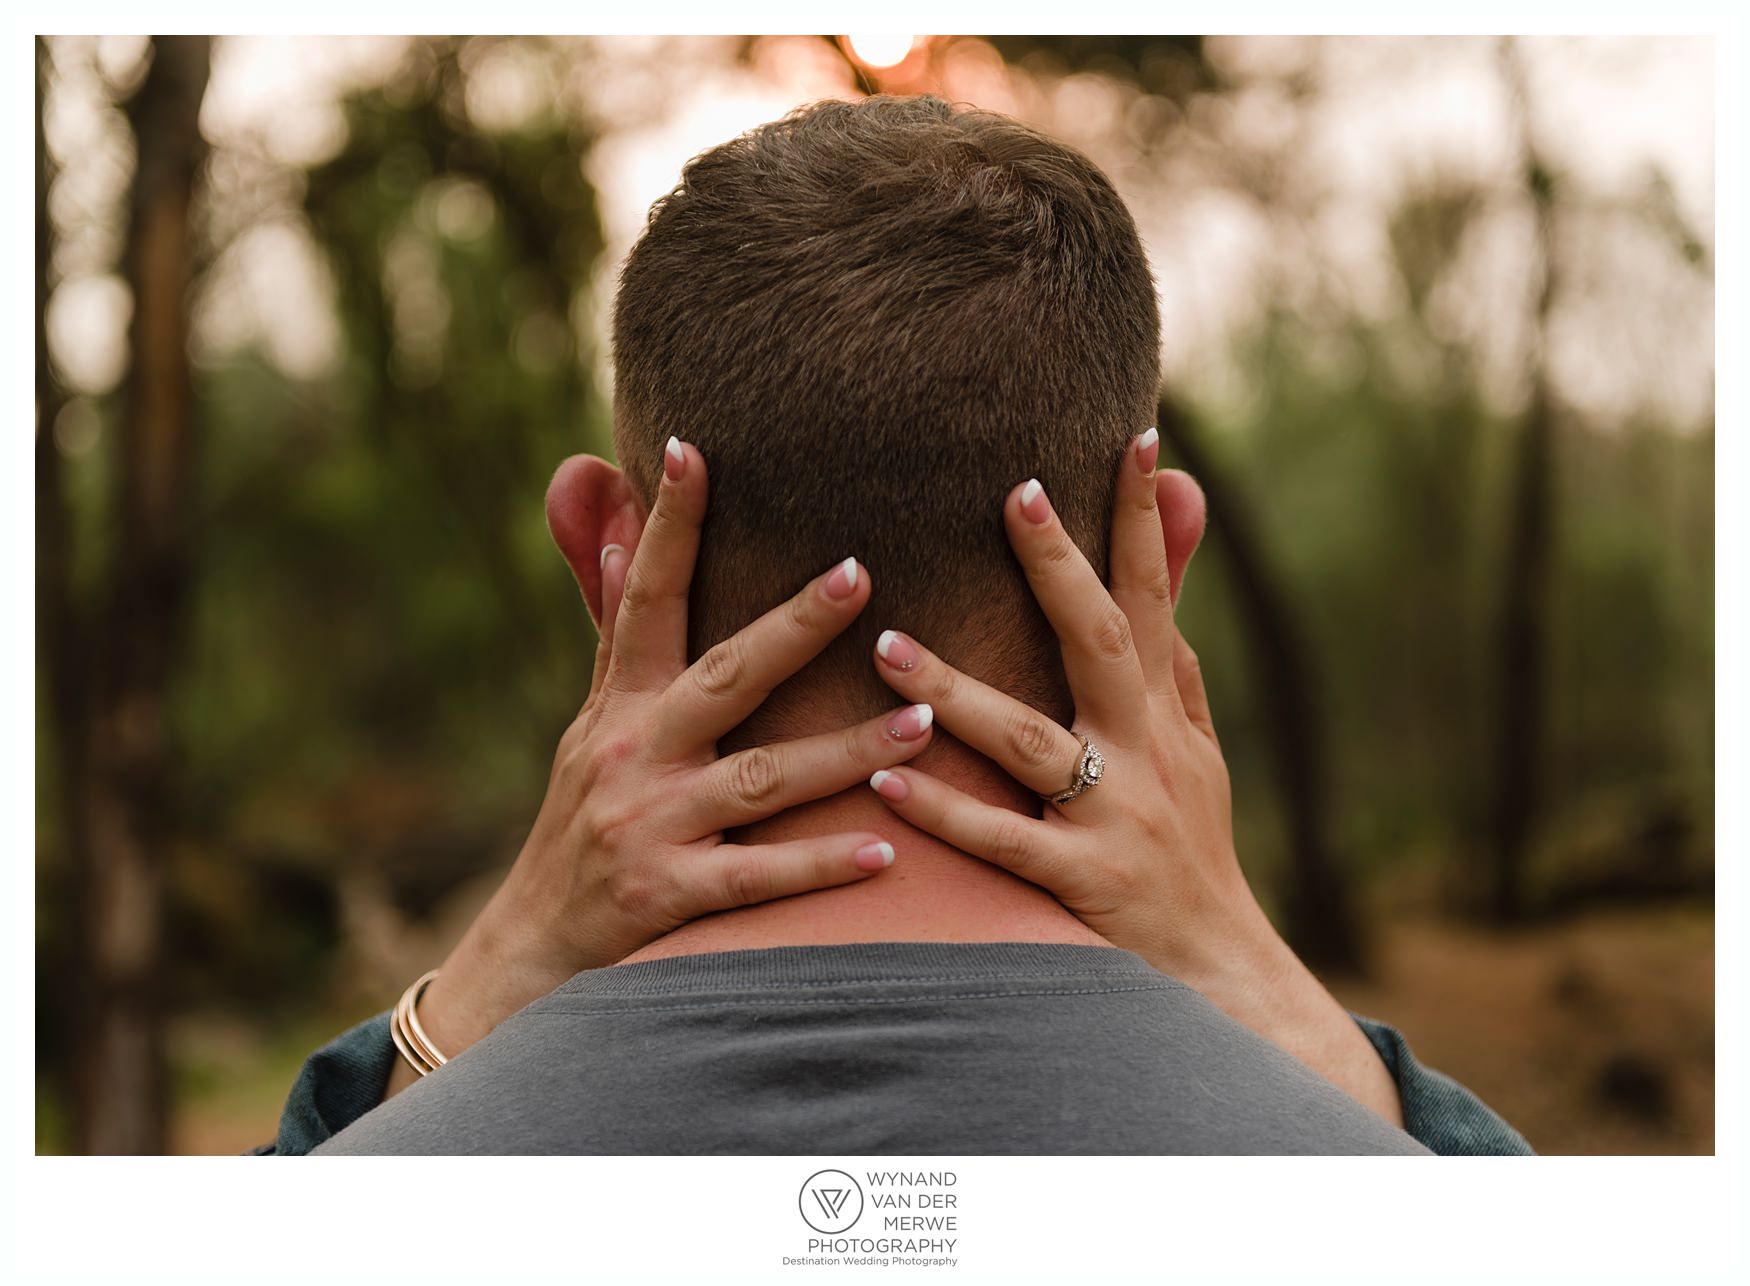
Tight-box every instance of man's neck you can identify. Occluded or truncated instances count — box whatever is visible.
[617,735,1110,964]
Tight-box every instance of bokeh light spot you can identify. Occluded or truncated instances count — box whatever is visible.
[845,34,917,70]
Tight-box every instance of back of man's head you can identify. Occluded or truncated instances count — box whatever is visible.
[613,94,1160,748]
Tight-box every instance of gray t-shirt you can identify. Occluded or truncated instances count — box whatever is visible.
[315,941,1428,1155]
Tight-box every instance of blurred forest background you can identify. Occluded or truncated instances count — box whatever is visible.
[35,34,1714,1154]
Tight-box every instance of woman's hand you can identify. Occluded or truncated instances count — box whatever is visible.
[396,440,932,1093]
[863,432,1405,1127]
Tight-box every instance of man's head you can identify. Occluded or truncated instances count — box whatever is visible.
[591,95,1160,746]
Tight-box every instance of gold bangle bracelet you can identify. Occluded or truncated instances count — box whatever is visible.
[391,986,433,1075]
[403,968,447,1069]
[391,968,446,1076]
[389,1001,435,1077]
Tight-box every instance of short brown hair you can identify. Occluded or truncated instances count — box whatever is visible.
[612,95,1159,747]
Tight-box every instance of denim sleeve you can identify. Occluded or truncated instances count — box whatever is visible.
[1351,1013,1534,1155]
[250,1011,395,1156]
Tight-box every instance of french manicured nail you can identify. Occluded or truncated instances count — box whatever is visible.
[869,770,910,802]
[1020,478,1050,525]
[1135,426,1160,475]
[886,704,933,741]
[853,840,896,871]
[664,435,686,482]
[823,557,860,600]
[600,543,626,572]
[875,629,919,671]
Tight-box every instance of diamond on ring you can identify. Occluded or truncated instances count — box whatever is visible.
[1043,733,1105,807]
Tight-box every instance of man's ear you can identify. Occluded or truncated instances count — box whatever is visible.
[1156,468,1208,605]
[546,454,649,627]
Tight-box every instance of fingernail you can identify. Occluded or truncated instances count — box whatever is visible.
[1135,427,1160,476]
[823,557,860,600]
[886,703,933,741]
[875,629,918,671]
[869,770,910,802]
[664,435,686,482]
[853,840,896,871]
[1020,478,1050,525]
[600,543,626,571]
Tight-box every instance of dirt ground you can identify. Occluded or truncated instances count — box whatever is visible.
[170,905,1714,1156]
[1331,906,1714,1154]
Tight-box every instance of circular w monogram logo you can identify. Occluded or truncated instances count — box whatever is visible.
[798,1168,864,1233]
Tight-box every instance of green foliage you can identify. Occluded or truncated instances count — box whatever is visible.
[1174,319,1713,904]
[164,53,611,1013]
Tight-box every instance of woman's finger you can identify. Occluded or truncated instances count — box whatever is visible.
[1175,634,1219,744]
[866,767,1082,895]
[684,703,936,833]
[653,556,870,757]
[676,831,898,918]
[1002,477,1149,739]
[585,542,632,699]
[870,629,1095,801]
[612,436,708,690]
[1106,428,1180,702]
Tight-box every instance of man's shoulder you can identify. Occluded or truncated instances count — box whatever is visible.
[317,942,1427,1156]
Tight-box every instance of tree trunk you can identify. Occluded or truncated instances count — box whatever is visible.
[1489,38,1558,923]
[1156,397,1366,974]
[36,44,72,735]
[70,34,211,1155]
[38,36,90,1152]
